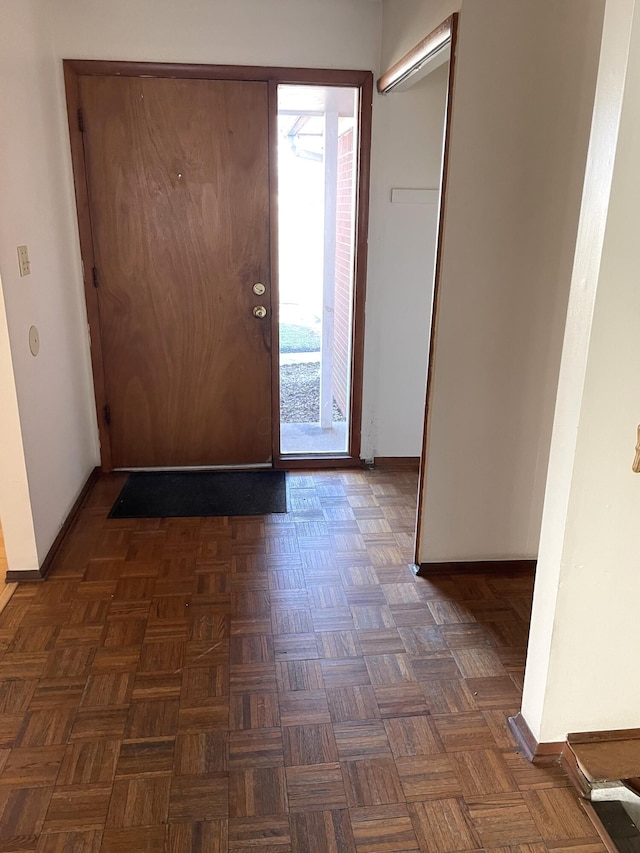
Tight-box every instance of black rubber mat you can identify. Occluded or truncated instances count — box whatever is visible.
[109,470,287,518]
[592,801,640,853]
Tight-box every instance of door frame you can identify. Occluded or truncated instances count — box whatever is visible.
[375,14,459,566]
[63,60,373,472]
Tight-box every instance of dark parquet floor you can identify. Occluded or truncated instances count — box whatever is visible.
[0,469,603,852]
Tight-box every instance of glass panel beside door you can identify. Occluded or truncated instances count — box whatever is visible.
[277,84,359,456]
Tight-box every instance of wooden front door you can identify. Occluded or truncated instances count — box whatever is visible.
[78,75,272,468]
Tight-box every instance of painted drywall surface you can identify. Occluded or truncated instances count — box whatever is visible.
[522,0,640,743]
[364,67,448,457]
[417,0,604,562]
[0,0,99,568]
[381,0,461,71]
[0,276,39,572]
[51,0,380,70]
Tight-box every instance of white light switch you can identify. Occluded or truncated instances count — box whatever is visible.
[17,245,31,277]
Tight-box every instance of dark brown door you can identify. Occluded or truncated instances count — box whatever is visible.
[79,75,272,468]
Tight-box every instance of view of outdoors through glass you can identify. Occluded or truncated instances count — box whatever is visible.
[277,84,359,455]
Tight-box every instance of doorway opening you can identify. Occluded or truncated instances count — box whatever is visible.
[376,15,458,566]
[277,84,359,457]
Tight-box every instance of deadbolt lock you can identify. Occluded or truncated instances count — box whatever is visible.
[252,282,266,296]
[253,306,267,319]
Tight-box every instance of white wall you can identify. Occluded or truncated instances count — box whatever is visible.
[0,0,99,570]
[418,0,605,562]
[0,276,39,572]
[364,67,448,458]
[364,0,457,458]
[51,0,380,70]
[522,0,640,743]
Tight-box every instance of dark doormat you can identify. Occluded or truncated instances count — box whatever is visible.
[108,470,287,518]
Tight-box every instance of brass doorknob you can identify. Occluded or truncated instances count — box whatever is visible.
[253,282,266,296]
[253,306,267,319]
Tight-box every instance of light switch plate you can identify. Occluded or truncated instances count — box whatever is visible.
[17,245,31,277]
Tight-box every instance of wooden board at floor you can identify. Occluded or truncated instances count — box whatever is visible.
[0,520,6,582]
[571,739,640,782]
[0,520,17,616]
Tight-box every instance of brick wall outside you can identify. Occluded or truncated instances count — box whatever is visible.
[333,127,355,417]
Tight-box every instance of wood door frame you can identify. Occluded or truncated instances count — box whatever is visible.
[63,60,373,472]
[409,17,458,566]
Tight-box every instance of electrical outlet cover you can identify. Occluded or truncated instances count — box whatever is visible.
[17,245,31,277]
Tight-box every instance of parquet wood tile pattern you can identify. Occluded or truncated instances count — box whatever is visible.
[0,470,601,852]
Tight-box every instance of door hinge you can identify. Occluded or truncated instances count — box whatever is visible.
[104,404,111,426]
[77,108,85,133]
[92,267,99,288]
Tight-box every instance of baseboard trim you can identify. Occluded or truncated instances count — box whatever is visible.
[507,713,563,766]
[567,728,640,744]
[373,456,420,471]
[6,466,100,583]
[6,569,45,582]
[417,559,536,576]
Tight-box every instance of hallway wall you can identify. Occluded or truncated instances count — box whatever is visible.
[522,0,640,742]
[0,272,38,572]
[414,0,605,561]
[364,66,448,459]
[0,0,98,570]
